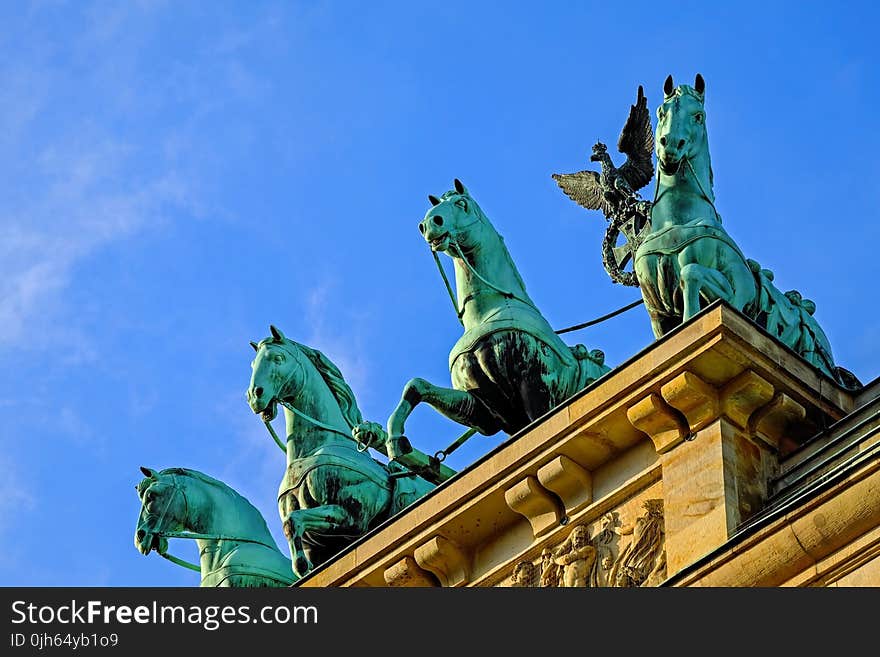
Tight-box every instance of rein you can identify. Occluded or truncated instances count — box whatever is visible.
[259,342,360,454]
[144,474,278,576]
[430,234,642,334]
[255,336,468,481]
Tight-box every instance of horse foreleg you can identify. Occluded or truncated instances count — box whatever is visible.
[679,263,734,321]
[387,377,499,439]
[282,505,355,578]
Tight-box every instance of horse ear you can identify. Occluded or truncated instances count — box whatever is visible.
[140,466,156,479]
[694,73,705,95]
[269,325,285,341]
[664,75,674,96]
[453,178,466,194]
[250,341,259,352]
[428,194,441,206]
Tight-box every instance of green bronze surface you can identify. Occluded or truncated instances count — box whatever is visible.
[134,466,295,587]
[635,74,857,387]
[246,326,435,579]
[383,179,609,452]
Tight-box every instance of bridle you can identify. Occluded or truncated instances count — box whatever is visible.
[139,472,278,577]
[652,105,721,224]
[427,205,542,324]
[254,341,363,453]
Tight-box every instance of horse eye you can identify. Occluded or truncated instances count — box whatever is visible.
[455,199,468,212]
[695,113,703,123]
[275,354,284,362]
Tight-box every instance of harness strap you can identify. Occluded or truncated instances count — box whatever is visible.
[158,550,201,572]
[278,399,355,440]
[433,250,463,325]
[450,242,539,314]
[147,475,280,576]
[430,230,643,336]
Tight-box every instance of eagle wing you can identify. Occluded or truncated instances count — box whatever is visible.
[617,85,654,193]
[551,170,613,216]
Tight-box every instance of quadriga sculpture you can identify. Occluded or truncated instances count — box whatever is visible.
[134,466,295,587]
[246,326,435,578]
[555,75,859,388]
[366,179,609,462]
[635,74,857,386]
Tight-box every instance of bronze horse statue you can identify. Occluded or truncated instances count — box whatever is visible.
[634,74,858,387]
[375,179,609,459]
[246,326,435,578]
[134,466,295,587]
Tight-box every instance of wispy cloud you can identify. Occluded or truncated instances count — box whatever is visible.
[302,280,371,399]
[0,133,199,346]
[0,3,285,353]
[0,8,206,351]
[0,456,36,542]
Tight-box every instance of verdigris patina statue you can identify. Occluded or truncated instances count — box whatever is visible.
[553,86,655,287]
[555,75,859,388]
[358,179,609,463]
[246,326,437,578]
[134,466,295,587]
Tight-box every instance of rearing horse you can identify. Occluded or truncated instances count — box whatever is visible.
[383,179,609,451]
[635,74,852,384]
[246,327,434,578]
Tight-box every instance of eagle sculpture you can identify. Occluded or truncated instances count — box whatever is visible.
[552,85,654,217]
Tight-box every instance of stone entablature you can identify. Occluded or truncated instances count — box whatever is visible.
[299,302,877,587]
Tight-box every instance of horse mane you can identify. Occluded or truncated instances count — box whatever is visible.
[440,186,531,294]
[159,467,271,532]
[290,342,364,430]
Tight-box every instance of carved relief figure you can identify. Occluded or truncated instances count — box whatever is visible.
[590,511,621,587]
[540,547,562,587]
[510,560,540,587]
[552,524,597,587]
[610,499,666,587]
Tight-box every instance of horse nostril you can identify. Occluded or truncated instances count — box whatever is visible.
[136,529,145,541]
[659,136,667,147]
[677,139,685,149]
[255,387,264,398]
[418,222,425,234]
[433,216,443,226]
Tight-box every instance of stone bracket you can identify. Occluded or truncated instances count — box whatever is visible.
[661,371,719,432]
[414,535,470,587]
[720,370,775,430]
[627,392,690,454]
[537,455,593,516]
[749,392,807,449]
[504,475,564,537]
[383,556,438,587]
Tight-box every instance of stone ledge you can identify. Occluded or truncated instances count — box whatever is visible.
[298,302,858,587]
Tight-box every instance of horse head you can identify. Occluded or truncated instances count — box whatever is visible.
[420,178,487,254]
[246,325,304,422]
[134,466,184,556]
[656,73,707,176]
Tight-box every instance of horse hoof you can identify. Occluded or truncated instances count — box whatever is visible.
[294,555,312,577]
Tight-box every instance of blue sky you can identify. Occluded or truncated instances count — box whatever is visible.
[0,1,877,586]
